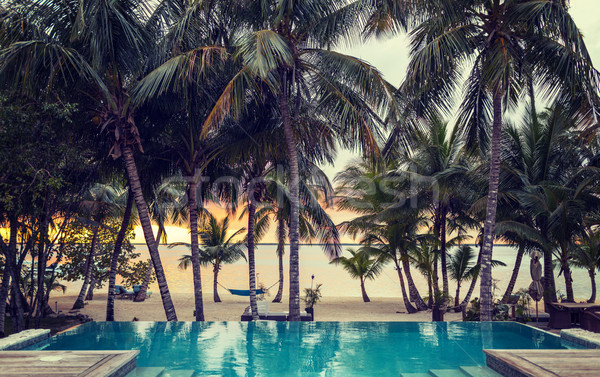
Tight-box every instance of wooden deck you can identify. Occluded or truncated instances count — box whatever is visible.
[485,349,600,377]
[0,350,139,377]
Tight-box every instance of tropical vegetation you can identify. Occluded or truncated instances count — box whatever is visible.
[0,0,599,334]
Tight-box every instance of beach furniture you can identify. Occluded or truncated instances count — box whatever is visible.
[114,285,135,300]
[581,309,600,333]
[133,285,152,300]
[547,302,572,329]
[240,301,313,321]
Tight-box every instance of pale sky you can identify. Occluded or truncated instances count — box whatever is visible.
[135,1,600,244]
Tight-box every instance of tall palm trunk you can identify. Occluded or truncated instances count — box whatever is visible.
[135,227,162,303]
[247,200,259,320]
[0,263,11,337]
[480,89,503,321]
[35,197,51,327]
[273,218,285,303]
[279,91,301,321]
[501,245,525,303]
[588,270,596,303]
[122,145,177,321]
[213,263,221,303]
[433,215,441,296]
[440,208,449,305]
[188,181,204,321]
[6,217,24,332]
[106,190,133,321]
[394,257,417,313]
[461,237,483,310]
[427,276,433,308]
[543,245,557,304]
[400,253,427,310]
[454,282,462,309]
[73,224,99,310]
[360,277,370,302]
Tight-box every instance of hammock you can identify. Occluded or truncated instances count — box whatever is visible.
[218,281,280,296]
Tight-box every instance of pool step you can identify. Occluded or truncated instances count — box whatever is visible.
[125,367,165,377]
[428,369,469,377]
[160,370,196,377]
[459,366,502,377]
[399,373,431,377]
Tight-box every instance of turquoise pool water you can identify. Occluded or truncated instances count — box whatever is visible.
[28,322,573,375]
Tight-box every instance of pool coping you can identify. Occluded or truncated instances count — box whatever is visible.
[0,329,51,351]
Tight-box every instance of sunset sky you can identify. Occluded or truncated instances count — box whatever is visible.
[132,1,600,245]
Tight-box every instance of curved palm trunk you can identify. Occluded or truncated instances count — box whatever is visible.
[400,254,427,310]
[135,227,162,303]
[247,201,259,320]
[501,245,525,303]
[273,218,285,303]
[122,145,177,321]
[85,275,96,301]
[73,225,99,310]
[279,91,301,321]
[213,264,221,303]
[588,270,596,303]
[188,182,205,321]
[461,237,483,310]
[394,257,417,313]
[360,277,370,302]
[0,263,11,338]
[106,191,133,321]
[562,258,574,302]
[480,89,503,321]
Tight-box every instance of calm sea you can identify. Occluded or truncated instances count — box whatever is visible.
[60,244,597,301]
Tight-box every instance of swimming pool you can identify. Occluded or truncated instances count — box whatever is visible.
[28,321,574,375]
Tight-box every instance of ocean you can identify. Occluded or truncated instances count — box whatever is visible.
[60,244,597,301]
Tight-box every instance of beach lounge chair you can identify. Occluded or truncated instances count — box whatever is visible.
[114,285,135,300]
[241,301,313,321]
[241,301,269,321]
[133,285,152,300]
[581,308,600,333]
[547,302,572,329]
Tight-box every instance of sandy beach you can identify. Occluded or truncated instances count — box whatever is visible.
[51,293,464,322]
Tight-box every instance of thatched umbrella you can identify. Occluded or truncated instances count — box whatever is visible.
[528,251,544,322]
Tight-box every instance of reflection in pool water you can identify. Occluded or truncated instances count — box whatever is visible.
[28,321,574,375]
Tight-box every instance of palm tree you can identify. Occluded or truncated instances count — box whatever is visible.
[448,245,505,310]
[330,249,384,303]
[395,0,599,320]
[336,160,429,311]
[134,0,402,320]
[134,180,187,303]
[106,187,133,321]
[176,213,246,303]
[253,162,341,303]
[73,183,121,310]
[410,238,438,307]
[392,117,477,303]
[521,183,596,302]
[0,0,181,320]
[495,106,576,304]
[573,229,600,303]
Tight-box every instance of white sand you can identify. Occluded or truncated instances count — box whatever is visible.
[51,293,464,322]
